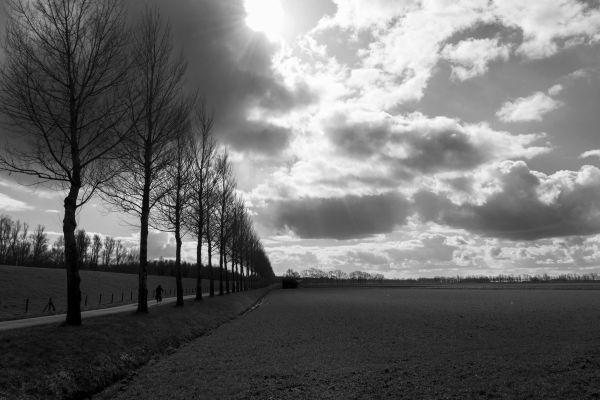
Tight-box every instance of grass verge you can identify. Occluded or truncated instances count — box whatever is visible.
[0,265,208,321]
[0,286,274,400]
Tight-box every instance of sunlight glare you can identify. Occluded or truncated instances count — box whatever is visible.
[244,0,285,42]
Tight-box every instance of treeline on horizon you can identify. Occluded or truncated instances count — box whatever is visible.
[0,213,200,277]
[0,1,274,325]
[285,268,600,283]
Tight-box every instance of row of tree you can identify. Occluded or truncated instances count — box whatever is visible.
[0,0,274,325]
[0,215,141,268]
[0,215,49,266]
[285,268,385,280]
[285,267,600,283]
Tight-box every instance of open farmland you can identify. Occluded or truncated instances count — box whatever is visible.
[105,287,600,399]
[0,265,212,321]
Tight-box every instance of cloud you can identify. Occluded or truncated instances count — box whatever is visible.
[131,0,313,156]
[146,231,176,260]
[0,192,32,212]
[496,91,563,122]
[228,121,293,155]
[271,191,411,239]
[322,108,549,174]
[547,84,563,96]
[441,37,510,81]
[493,0,600,59]
[308,0,497,108]
[580,149,600,159]
[414,161,600,240]
[346,250,389,266]
[386,235,457,263]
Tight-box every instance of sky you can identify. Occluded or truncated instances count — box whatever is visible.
[2,0,600,278]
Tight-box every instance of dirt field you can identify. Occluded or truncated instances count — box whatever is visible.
[101,287,600,400]
[0,265,209,320]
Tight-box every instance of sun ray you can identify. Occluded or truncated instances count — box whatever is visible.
[244,0,285,42]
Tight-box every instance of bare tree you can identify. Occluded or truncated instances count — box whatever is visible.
[184,101,217,301]
[102,236,115,266]
[0,215,11,264]
[14,222,30,265]
[75,229,90,266]
[7,219,22,264]
[228,197,247,293]
[100,6,188,313]
[214,151,235,296]
[90,234,102,267]
[30,225,49,265]
[51,236,65,265]
[0,0,130,325]
[153,122,194,307]
[114,240,125,265]
[230,209,251,292]
[205,172,219,297]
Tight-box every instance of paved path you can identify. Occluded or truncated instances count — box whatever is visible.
[0,293,209,331]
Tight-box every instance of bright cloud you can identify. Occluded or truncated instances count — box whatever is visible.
[0,192,32,212]
[441,38,511,81]
[493,0,600,59]
[580,149,600,159]
[496,91,563,122]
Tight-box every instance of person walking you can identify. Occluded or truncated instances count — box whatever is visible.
[155,285,163,303]
[42,297,56,312]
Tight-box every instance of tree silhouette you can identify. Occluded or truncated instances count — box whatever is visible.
[30,225,49,266]
[0,0,130,325]
[214,151,235,296]
[184,101,217,301]
[153,120,195,307]
[100,6,188,313]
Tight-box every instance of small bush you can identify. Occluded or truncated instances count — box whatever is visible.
[282,277,298,289]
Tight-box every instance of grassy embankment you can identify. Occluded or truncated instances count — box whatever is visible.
[0,271,273,400]
[0,265,213,321]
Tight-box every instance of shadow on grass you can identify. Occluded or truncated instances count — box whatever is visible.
[0,286,274,400]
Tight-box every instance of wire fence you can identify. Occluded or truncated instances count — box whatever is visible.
[0,283,226,320]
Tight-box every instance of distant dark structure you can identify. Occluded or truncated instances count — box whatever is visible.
[282,277,299,289]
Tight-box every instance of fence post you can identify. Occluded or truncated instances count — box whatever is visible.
[130,290,132,301]
[99,293,102,305]
[121,291,124,302]
[111,293,114,304]
[85,295,88,307]
[25,298,29,313]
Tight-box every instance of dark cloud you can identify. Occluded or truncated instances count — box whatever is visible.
[398,129,486,172]
[326,117,391,157]
[325,113,489,174]
[273,192,411,239]
[414,163,600,240]
[132,0,314,155]
[443,21,522,47]
[229,121,293,155]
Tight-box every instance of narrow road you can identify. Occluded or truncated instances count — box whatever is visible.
[100,287,600,399]
[0,293,206,331]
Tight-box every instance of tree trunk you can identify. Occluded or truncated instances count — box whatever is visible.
[219,245,224,296]
[175,230,183,307]
[223,254,230,294]
[138,182,150,313]
[234,260,238,292]
[232,255,236,293]
[239,264,244,292]
[63,185,81,326]
[207,219,214,297]
[195,227,202,301]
